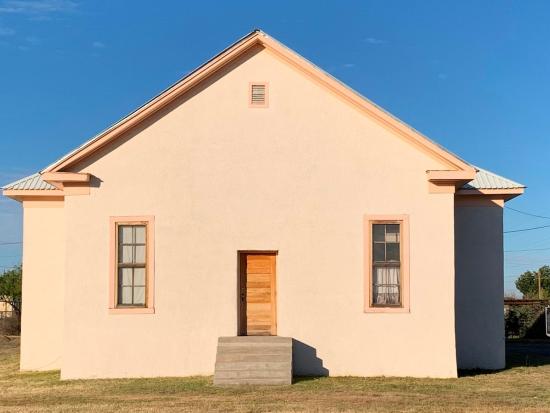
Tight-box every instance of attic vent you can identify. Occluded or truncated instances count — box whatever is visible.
[250,83,268,107]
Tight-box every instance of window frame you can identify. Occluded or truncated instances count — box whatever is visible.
[364,215,410,313]
[109,216,155,314]
[249,82,269,108]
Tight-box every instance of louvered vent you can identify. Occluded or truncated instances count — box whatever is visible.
[250,83,267,106]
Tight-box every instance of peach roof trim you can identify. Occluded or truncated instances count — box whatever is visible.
[427,170,477,192]
[455,187,524,202]
[2,190,64,202]
[41,172,90,190]
[42,172,90,183]
[41,30,475,174]
[427,170,476,182]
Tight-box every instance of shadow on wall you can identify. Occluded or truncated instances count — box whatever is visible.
[89,175,103,188]
[292,339,329,377]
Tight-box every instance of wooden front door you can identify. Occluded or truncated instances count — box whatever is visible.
[239,252,277,336]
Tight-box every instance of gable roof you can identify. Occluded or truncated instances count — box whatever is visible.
[39,29,474,174]
[2,30,524,198]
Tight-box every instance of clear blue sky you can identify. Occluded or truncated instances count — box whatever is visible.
[1,0,549,294]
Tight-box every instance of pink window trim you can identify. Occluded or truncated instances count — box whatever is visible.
[363,214,410,313]
[109,216,155,315]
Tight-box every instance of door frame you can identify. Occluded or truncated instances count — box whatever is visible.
[237,250,278,336]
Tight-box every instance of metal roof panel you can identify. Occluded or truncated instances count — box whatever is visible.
[2,173,56,190]
[461,167,525,190]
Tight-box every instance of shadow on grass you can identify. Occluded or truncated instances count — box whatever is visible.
[458,340,550,377]
[292,376,328,384]
[295,341,550,380]
[506,339,550,368]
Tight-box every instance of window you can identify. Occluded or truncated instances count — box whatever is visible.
[109,216,155,314]
[117,225,147,306]
[372,223,401,306]
[249,82,268,107]
[364,215,409,313]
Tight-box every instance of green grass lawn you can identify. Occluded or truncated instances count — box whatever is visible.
[1,336,550,412]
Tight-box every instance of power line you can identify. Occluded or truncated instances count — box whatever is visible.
[505,206,550,220]
[0,241,22,245]
[505,247,550,253]
[504,224,550,234]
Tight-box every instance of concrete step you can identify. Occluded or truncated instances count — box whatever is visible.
[218,336,291,344]
[218,341,290,349]
[215,361,291,371]
[216,353,290,363]
[216,345,289,355]
[214,377,291,386]
[213,336,293,386]
[215,369,291,380]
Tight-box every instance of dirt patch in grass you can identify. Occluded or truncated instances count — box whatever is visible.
[1,336,550,412]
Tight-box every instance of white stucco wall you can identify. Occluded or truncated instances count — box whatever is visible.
[59,45,459,379]
[20,199,65,370]
[454,202,504,370]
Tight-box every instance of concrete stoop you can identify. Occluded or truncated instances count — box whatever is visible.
[213,336,292,385]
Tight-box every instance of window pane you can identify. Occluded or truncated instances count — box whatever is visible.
[133,287,145,305]
[133,267,146,286]
[372,266,401,305]
[119,226,133,244]
[385,224,400,243]
[373,243,385,262]
[373,224,385,242]
[135,245,146,263]
[119,286,133,305]
[120,268,133,286]
[386,224,399,235]
[386,243,400,262]
[120,245,134,264]
[135,226,146,244]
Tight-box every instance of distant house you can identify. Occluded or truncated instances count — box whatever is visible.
[0,301,14,317]
[3,30,524,380]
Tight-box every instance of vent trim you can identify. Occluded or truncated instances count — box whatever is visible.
[249,82,269,108]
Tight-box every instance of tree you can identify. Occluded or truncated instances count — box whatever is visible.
[0,265,22,319]
[515,265,550,299]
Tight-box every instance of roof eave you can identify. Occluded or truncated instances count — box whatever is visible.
[3,189,65,202]
[456,187,525,202]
